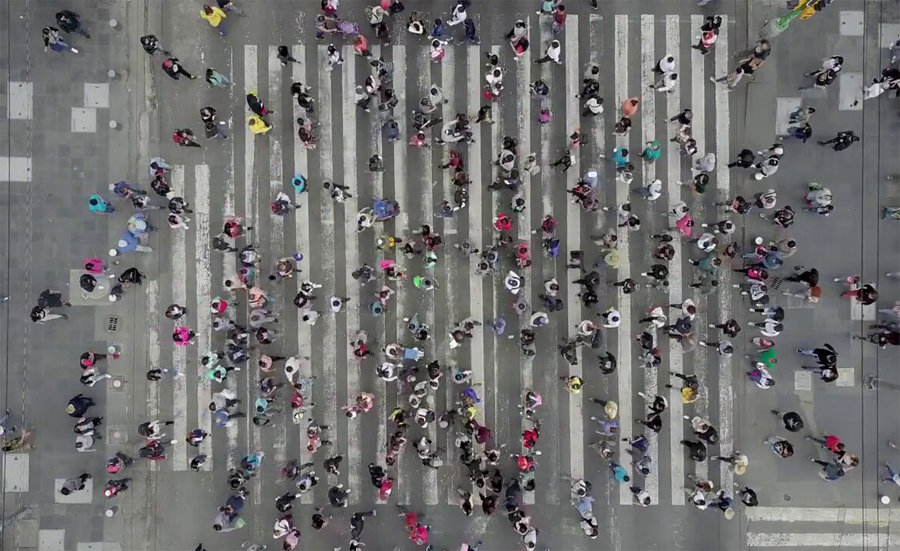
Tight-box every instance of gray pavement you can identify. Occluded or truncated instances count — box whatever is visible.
[2,0,900,550]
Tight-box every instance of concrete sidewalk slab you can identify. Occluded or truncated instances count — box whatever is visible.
[38,530,64,551]
[0,156,32,182]
[3,453,29,492]
[8,82,33,120]
[54,478,93,504]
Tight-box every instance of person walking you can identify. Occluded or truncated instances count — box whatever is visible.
[534,40,562,65]
[201,4,228,37]
[43,27,77,54]
[162,57,196,80]
[818,130,859,151]
[56,10,90,38]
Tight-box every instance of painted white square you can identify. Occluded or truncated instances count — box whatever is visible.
[840,11,864,37]
[775,97,802,136]
[795,370,812,392]
[84,83,110,109]
[862,302,876,321]
[836,368,855,387]
[8,82,33,120]
[839,72,862,111]
[78,544,122,551]
[0,156,33,182]
[882,24,900,48]
[850,296,876,320]
[3,453,29,492]
[54,477,93,503]
[71,107,97,133]
[39,529,65,551]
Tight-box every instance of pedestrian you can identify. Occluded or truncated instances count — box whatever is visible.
[772,410,804,432]
[140,34,170,57]
[162,57,196,80]
[692,16,722,55]
[173,129,201,147]
[217,0,245,16]
[818,130,860,151]
[43,27,77,54]
[66,394,95,417]
[56,10,90,38]
[88,194,115,214]
[60,473,91,495]
[535,40,562,65]
[205,68,229,87]
[200,4,228,37]
[808,456,845,481]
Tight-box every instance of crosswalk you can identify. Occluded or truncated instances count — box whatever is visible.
[136,13,753,512]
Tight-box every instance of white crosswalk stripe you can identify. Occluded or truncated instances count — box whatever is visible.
[145,13,742,509]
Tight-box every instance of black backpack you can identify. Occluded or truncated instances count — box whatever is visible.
[79,274,97,292]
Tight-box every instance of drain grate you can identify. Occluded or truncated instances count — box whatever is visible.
[107,316,120,333]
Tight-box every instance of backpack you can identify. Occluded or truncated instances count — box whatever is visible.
[79,274,97,292]
[162,58,174,70]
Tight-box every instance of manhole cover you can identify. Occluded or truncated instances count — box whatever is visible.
[108,426,127,445]
[110,377,126,392]
[107,316,120,333]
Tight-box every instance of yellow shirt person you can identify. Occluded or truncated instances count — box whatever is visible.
[201,5,227,29]
[248,116,271,135]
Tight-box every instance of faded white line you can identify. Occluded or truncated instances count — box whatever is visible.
[689,15,709,484]
[614,14,633,506]
[195,164,213,470]
[293,44,315,504]
[392,45,410,502]
[421,45,438,507]
[665,14,685,506]
[267,47,288,470]
[342,47,363,502]
[319,46,338,497]
[225,47,238,472]
[538,14,559,507]
[565,16,584,482]
[714,16,734,496]
[146,281,160,473]
[514,28,535,506]
[244,44,262,504]
[171,164,188,471]
[639,14,659,504]
[747,533,896,548]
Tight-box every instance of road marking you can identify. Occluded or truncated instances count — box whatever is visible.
[747,533,895,547]
[537,13,560,507]
[391,45,410,502]
[589,14,604,239]
[225,46,239,472]
[319,45,339,497]
[747,507,900,524]
[194,163,213,470]
[370,46,388,504]
[267,46,288,470]
[639,13,659,505]
[439,46,459,506]
[341,47,363,502]
[421,45,439,507]
[513,28,535,506]
[171,164,188,471]
[665,14,685,506]
[689,14,709,484]
[244,44,263,504]
[614,13,634,506]
[146,280,160,473]
[714,15,734,496]
[565,15,584,482]
[293,44,315,505]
